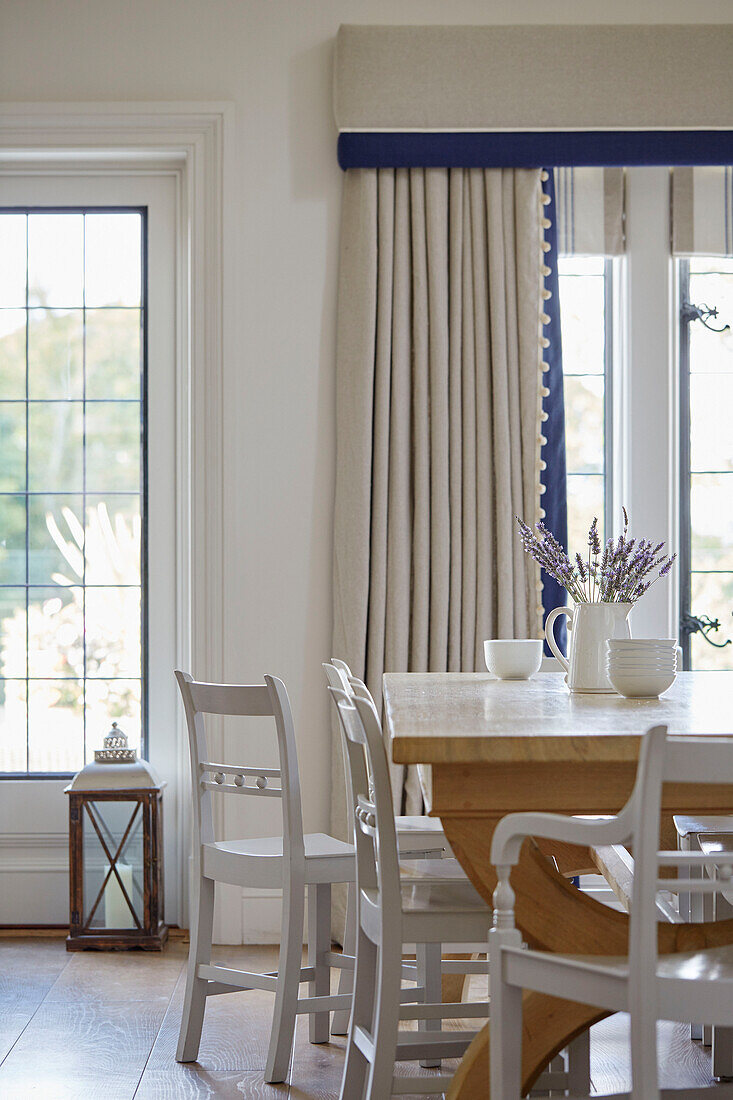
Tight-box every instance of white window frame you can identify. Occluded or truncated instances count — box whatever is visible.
[617,167,679,642]
[0,104,232,929]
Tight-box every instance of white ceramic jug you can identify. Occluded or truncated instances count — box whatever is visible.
[545,602,632,693]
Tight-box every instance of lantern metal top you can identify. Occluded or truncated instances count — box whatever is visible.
[65,723,163,792]
[95,722,136,764]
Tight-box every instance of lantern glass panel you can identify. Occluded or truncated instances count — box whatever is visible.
[82,799,144,930]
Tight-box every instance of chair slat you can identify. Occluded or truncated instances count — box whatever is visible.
[189,681,273,716]
[200,780,282,798]
[199,763,281,778]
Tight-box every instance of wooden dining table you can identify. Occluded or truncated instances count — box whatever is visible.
[384,670,733,1098]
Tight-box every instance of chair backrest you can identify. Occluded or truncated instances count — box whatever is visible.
[623,727,733,1097]
[330,686,402,926]
[175,670,305,875]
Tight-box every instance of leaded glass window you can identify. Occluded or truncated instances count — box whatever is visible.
[0,209,146,774]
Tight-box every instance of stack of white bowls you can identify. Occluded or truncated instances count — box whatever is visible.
[606,639,678,699]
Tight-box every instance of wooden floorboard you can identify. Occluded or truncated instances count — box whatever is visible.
[0,938,721,1097]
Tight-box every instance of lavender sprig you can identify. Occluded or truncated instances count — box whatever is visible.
[515,509,676,605]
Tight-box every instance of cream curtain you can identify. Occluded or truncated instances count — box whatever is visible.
[331,166,547,850]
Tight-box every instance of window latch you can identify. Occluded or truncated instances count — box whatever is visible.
[681,300,730,334]
[680,611,732,649]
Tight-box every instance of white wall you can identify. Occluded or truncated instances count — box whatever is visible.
[2,0,731,937]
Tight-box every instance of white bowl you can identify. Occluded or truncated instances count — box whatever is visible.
[607,656,677,667]
[603,660,673,668]
[608,638,677,648]
[484,639,543,680]
[607,667,676,698]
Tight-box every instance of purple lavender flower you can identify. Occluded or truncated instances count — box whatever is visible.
[515,509,676,606]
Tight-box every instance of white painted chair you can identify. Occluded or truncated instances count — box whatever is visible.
[675,816,733,1076]
[326,660,490,1069]
[175,670,356,1084]
[329,658,450,848]
[490,723,733,1100]
[331,683,491,1097]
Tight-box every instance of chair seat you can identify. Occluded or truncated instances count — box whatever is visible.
[360,877,489,946]
[396,815,452,857]
[399,857,470,883]
[203,832,355,889]
[674,814,733,839]
[503,943,733,1024]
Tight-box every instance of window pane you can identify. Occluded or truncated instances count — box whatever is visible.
[0,681,27,773]
[563,375,604,474]
[27,586,84,679]
[85,402,140,491]
[558,269,605,375]
[690,375,733,472]
[0,403,26,491]
[85,497,140,585]
[687,272,733,374]
[0,495,26,585]
[85,308,141,400]
[28,308,83,399]
[690,473,733,571]
[84,213,141,308]
[28,679,84,773]
[28,494,84,585]
[28,213,83,308]
[567,474,605,554]
[85,679,141,758]
[689,258,733,276]
[85,587,141,679]
[0,588,28,678]
[558,256,605,276]
[690,572,733,671]
[28,401,83,491]
[0,214,27,307]
[0,310,27,398]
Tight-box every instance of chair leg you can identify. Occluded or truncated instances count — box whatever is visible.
[713,1027,733,1081]
[567,1027,592,1093]
[332,882,356,1036]
[176,873,214,1062]
[341,925,377,1100]
[489,958,523,1099]
[265,881,304,1084]
[366,936,402,1099]
[308,882,332,1044]
[712,881,733,1077]
[416,941,442,1069]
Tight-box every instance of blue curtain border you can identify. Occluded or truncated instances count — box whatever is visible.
[539,170,567,656]
[338,130,733,170]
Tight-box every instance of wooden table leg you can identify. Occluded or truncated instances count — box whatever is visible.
[448,995,610,1099]
[440,815,733,1098]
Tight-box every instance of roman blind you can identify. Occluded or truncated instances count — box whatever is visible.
[554,168,625,255]
[672,167,733,255]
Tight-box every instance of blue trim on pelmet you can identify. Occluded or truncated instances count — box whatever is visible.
[338,130,733,170]
[539,170,567,658]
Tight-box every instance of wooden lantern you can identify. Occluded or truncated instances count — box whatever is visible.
[64,724,168,951]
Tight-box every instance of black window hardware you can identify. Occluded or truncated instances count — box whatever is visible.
[680,301,730,333]
[680,611,732,650]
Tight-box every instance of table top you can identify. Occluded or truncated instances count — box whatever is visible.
[385,671,733,766]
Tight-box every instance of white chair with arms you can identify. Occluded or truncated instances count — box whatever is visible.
[490,724,733,1099]
[175,670,356,1084]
